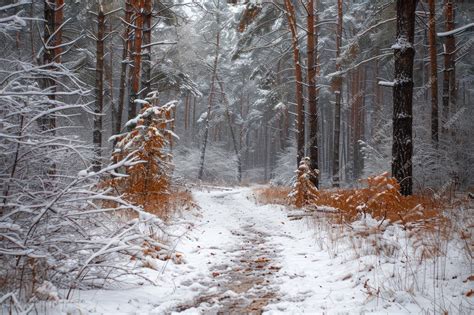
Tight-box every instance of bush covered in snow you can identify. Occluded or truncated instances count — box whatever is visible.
[289,158,319,208]
[0,52,177,309]
[109,101,176,214]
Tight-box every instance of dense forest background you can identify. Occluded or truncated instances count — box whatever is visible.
[2,0,472,189]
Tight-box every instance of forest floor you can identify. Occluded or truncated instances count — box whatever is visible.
[44,186,472,314]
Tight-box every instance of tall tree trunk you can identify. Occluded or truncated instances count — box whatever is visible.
[192,96,196,140]
[428,0,439,146]
[184,93,189,131]
[141,0,152,98]
[442,0,456,134]
[358,67,366,176]
[352,69,361,179]
[116,0,132,135]
[108,23,115,137]
[93,4,105,172]
[332,0,343,187]
[307,0,319,187]
[198,3,220,180]
[284,0,305,168]
[53,0,63,63]
[42,0,57,131]
[128,0,144,124]
[374,46,382,145]
[42,0,63,175]
[392,0,418,196]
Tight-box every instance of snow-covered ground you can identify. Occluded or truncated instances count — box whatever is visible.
[42,187,472,314]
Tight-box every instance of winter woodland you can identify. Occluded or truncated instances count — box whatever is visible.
[0,0,473,314]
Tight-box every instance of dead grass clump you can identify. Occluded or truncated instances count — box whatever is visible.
[254,186,291,205]
[315,172,445,227]
[102,183,195,221]
[146,188,196,220]
[257,172,447,228]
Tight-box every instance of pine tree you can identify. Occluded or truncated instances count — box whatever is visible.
[128,0,145,125]
[442,0,456,134]
[289,157,319,208]
[332,0,343,187]
[428,0,439,146]
[284,0,305,168]
[392,0,418,196]
[116,0,133,135]
[93,3,105,171]
[307,0,319,188]
[112,99,176,212]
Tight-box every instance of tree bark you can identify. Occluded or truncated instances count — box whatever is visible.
[392,0,418,196]
[41,0,63,175]
[352,69,362,180]
[442,0,456,135]
[53,0,63,63]
[141,0,152,99]
[42,0,58,131]
[307,0,319,187]
[332,0,343,187]
[116,0,132,135]
[284,0,305,168]
[128,0,144,125]
[428,0,439,146]
[93,5,105,172]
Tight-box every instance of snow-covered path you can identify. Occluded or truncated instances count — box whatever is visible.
[158,186,412,314]
[60,186,472,314]
[172,187,282,313]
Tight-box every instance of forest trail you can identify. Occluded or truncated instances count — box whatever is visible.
[173,187,284,313]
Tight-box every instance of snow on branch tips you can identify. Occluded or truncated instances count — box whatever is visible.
[288,157,319,208]
[0,55,178,304]
[437,23,474,37]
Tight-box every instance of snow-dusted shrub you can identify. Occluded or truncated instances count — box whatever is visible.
[0,60,175,306]
[173,144,239,184]
[109,100,176,214]
[313,173,444,226]
[288,157,319,208]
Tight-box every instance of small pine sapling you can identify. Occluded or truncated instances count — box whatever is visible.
[111,99,177,214]
[289,157,319,208]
